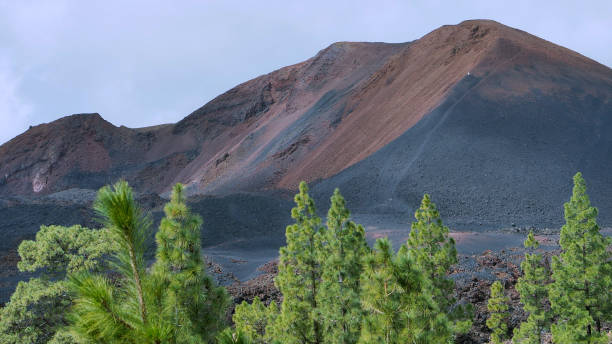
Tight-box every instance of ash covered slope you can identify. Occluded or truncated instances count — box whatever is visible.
[172,41,409,194]
[177,20,546,195]
[0,42,408,197]
[312,20,612,228]
[0,19,610,232]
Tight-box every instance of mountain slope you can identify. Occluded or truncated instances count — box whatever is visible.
[0,113,201,195]
[309,21,612,228]
[1,19,612,306]
[0,41,408,196]
[0,19,610,230]
[312,72,612,228]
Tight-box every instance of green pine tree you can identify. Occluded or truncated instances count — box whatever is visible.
[358,238,424,344]
[512,231,551,344]
[272,181,325,344]
[0,225,115,344]
[233,297,279,344]
[66,181,228,343]
[318,188,369,344]
[404,194,472,340]
[17,224,116,275]
[66,181,167,343]
[151,183,229,343]
[486,281,510,344]
[216,328,253,344]
[549,172,612,343]
[0,279,74,344]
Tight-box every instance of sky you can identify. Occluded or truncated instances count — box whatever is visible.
[0,0,610,145]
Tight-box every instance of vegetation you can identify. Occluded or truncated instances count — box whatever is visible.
[486,281,510,344]
[271,181,325,344]
[233,188,469,344]
[548,172,612,343]
[66,181,228,343]
[2,172,611,343]
[151,183,229,342]
[232,297,278,344]
[0,225,115,344]
[512,231,551,344]
[319,189,369,344]
[358,237,424,343]
[403,194,472,340]
[506,172,612,343]
[216,328,252,344]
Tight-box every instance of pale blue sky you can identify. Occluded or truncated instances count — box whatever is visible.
[0,0,610,144]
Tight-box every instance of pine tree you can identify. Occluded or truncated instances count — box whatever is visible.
[66,181,166,343]
[216,328,253,344]
[404,194,472,340]
[549,172,612,343]
[17,224,116,275]
[151,183,229,343]
[318,188,369,344]
[233,297,279,344]
[0,279,74,344]
[0,225,114,344]
[66,181,228,343]
[358,238,424,344]
[512,231,551,343]
[272,181,325,344]
[486,281,510,344]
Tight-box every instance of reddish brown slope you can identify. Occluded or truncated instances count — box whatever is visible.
[280,19,612,188]
[173,41,408,194]
[0,19,609,198]
[0,114,128,195]
[0,114,200,195]
[310,20,612,228]
[178,19,611,194]
[0,41,406,196]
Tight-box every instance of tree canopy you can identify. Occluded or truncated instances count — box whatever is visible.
[66,181,228,343]
[0,225,114,344]
[549,172,612,343]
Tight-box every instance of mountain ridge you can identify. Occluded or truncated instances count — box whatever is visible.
[0,19,610,207]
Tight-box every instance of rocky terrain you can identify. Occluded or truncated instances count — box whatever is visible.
[1,20,609,230]
[0,20,611,341]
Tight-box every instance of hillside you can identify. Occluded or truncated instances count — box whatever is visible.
[0,19,611,226]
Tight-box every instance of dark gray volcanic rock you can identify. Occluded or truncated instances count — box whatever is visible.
[187,192,293,249]
[0,199,96,257]
[0,191,293,303]
[312,72,612,229]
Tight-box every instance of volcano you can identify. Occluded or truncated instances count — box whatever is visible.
[0,18,610,287]
[1,20,610,229]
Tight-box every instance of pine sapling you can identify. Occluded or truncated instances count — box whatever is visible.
[513,231,552,344]
[272,181,325,344]
[319,188,369,344]
[405,194,472,340]
[486,280,510,344]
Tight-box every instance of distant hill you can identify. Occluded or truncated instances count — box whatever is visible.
[0,19,611,229]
